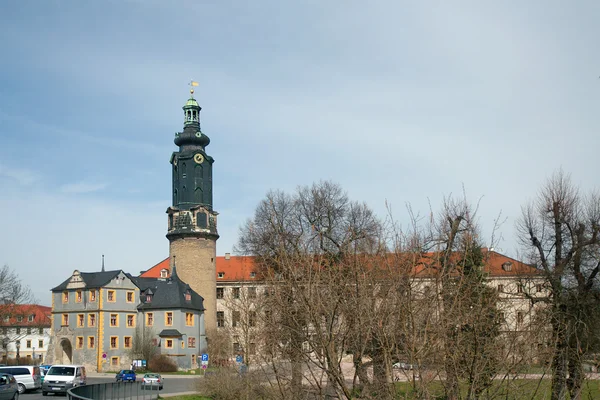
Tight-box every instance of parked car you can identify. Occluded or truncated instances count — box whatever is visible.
[141,373,163,390]
[41,365,86,396]
[0,366,42,394]
[392,362,415,370]
[115,370,136,383]
[0,373,18,400]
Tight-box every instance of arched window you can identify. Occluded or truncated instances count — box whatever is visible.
[160,269,168,278]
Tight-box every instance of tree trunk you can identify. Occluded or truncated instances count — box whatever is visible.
[551,314,568,400]
[566,344,584,400]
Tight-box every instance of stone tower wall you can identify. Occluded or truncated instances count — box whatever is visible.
[169,237,217,333]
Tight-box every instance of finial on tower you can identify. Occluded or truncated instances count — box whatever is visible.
[101,254,105,272]
[188,80,199,97]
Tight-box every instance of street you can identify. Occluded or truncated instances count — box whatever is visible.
[23,376,200,400]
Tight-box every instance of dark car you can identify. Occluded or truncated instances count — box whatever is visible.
[0,373,18,400]
[115,370,136,383]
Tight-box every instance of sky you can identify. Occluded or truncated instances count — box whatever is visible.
[0,0,598,306]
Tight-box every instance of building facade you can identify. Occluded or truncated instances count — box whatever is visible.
[0,304,51,364]
[48,267,205,371]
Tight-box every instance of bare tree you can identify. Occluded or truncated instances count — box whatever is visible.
[517,170,600,400]
[127,326,158,366]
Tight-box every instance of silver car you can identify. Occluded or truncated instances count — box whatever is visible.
[141,373,163,390]
[0,373,18,400]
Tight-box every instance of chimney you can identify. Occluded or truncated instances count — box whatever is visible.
[225,253,231,260]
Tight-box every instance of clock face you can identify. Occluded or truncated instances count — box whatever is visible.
[194,153,205,164]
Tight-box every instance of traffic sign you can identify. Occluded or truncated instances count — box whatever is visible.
[201,364,207,370]
[235,355,243,364]
[201,353,209,362]
[201,360,208,365]
[102,353,107,359]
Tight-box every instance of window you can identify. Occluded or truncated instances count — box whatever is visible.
[110,314,118,327]
[62,291,69,303]
[517,284,524,294]
[166,339,173,349]
[62,314,69,326]
[197,212,208,228]
[76,337,83,349]
[126,314,135,328]
[165,312,173,326]
[218,272,225,279]
[76,314,84,328]
[76,290,82,303]
[191,354,197,365]
[249,311,256,327]
[26,340,31,348]
[16,316,22,322]
[126,291,134,303]
[16,328,20,334]
[111,357,119,366]
[88,314,96,327]
[536,284,543,293]
[497,284,504,292]
[160,269,168,278]
[89,290,96,302]
[88,337,95,349]
[181,341,185,349]
[188,337,196,348]
[248,287,256,299]
[124,336,132,349]
[28,315,34,322]
[38,327,43,334]
[107,290,116,302]
[38,339,44,348]
[186,313,194,326]
[233,342,241,354]
[232,287,240,299]
[517,312,524,326]
[146,293,153,302]
[232,311,240,328]
[146,313,154,326]
[250,272,256,278]
[216,288,224,299]
[185,291,191,301]
[26,328,31,334]
[110,336,118,349]
[217,312,225,328]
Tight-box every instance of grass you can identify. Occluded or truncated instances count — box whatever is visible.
[394,379,600,399]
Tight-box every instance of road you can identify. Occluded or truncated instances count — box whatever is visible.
[23,376,200,400]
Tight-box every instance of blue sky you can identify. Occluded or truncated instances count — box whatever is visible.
[1,0,598,305]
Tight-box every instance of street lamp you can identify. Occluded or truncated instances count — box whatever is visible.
[15,340,20,362]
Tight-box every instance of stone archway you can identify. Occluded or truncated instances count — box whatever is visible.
[56,338,72,364]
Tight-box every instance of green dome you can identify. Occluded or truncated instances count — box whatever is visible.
[184,97,199,108]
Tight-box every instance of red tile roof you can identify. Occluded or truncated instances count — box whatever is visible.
[139,250,538,281]
[0,304,51,327]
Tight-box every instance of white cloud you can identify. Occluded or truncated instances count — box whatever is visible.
[60,182,109,194]
[0,164,38,186]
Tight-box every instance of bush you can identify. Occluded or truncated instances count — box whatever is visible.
[148,355,178,372]
[196,367,275,400]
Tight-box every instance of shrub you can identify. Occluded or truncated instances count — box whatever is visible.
[196,367,275,400]
[148,355,178,372]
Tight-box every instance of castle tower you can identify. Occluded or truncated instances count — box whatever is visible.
[166,84,218,335]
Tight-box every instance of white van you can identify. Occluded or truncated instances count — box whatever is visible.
[41,365,86,396]
[0,365,42,394]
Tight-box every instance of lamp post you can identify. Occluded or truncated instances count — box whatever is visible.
[15,340,20,363]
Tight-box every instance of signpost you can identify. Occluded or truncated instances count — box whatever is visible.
[201,353,209,374]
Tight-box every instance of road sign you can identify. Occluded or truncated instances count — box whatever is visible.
[201,364,207,370]
[201,353,209,362]
[235,355,243,364]
[102,353,107,359]
[201,360,208,366]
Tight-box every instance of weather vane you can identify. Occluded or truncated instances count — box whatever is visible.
[188,80,199,96]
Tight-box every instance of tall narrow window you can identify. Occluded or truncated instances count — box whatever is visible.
[126,315,135,328]
[62,314,69,326]
[107,290,116,302]
[232,311,240,327]
[186,313,194,326]
[110,336,118,349]
[110,314,118,327]
[76,290,82,303]
[89,290,96,302]
[146,313,154,326]
[232,287,240,299]
[76,337,83,349]
[166,312,173,326]
[217,312,225,328]
[126,292,134,303]
[88,337,95,349]
[88,314,96,327]
[197,212,207,228]
[62,292,69,303]
[38,339,44,348]
[216,288,224,299]
[77,314,84,328]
